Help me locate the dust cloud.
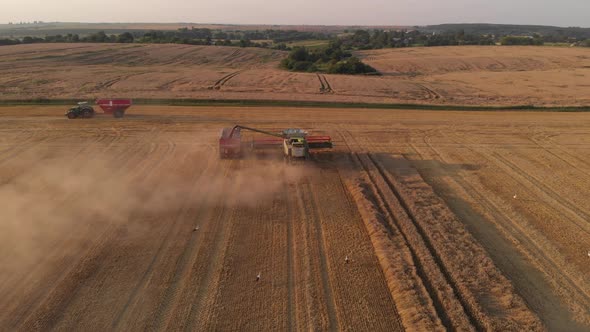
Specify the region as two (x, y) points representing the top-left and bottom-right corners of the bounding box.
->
(0, 141), (307, 282)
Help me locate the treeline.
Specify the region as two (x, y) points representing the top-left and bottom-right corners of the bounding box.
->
(0, 28), (328, 49)
(339, 29), (495, 49)
(281, 41), (377, 75)
(0, 31), (135, 45)
(499, 36), (544, 46)
(423, 24), (590, 42)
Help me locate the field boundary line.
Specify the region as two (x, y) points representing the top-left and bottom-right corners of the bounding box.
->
(2, 98), (589, 112)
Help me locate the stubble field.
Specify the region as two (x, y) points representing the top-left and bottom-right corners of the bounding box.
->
(1, 43), (589, 106)
(1, 106), (589, 331)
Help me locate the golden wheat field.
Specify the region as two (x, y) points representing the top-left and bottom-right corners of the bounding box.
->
(0, 105), (588, 331)
(1, 42), (590, 331)
(0, 43), (589, 106)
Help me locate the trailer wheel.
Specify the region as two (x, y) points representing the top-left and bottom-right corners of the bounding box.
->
(113, 110), (124, 118)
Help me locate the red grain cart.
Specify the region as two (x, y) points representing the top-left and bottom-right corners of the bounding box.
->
(96, 98), (133, 118)
(65, 99), (133, 119)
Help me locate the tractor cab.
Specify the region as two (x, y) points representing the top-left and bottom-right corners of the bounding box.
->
(65, 102), (95, 119)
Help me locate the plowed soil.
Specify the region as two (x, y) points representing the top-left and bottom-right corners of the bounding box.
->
(1, 44), (588, 106)
(1, 105), (589, 331)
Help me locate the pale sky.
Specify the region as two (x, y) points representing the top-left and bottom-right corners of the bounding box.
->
(1, 0), (589, 27)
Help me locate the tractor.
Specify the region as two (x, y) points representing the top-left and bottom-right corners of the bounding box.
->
(65, 99), (132, 119)
(65, 102), (95, 119)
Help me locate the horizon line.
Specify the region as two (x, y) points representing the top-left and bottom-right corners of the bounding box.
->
(1, 21), (589, 29)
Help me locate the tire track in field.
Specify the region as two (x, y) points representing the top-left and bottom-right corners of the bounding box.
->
(0, 128), (131, 299)
(284, 184), (297, 332)
(182, 197), (237, 331)
(308, 158), (406, 331)
(544, 134), (590, 169)
(489, 152), (590, 236)
(294, 182), (339, 331)
(528, 132), (590, 178)
(412, 133), (590, 304)
(407, 140), (590, 326)
(210, 70), (243, 90)
(14, 131), (159, 329)
(0, 134), (55, 166)
(290, 183), (316, 329)
(302, 181), (339, 331)
(414, 82), (442, 100)
(111, 152), (220, 330)
(338, 128), (476, 330)
(317, 74), (333, 93)
(149, 159), (236, 331)
(96, 72), (147, 89)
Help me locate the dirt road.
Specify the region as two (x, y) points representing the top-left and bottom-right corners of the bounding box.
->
(1, 106), (589, 330)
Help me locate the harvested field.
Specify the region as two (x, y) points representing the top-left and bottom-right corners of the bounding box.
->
(1, 105), (589, 331)
(0, 44), (588, 106)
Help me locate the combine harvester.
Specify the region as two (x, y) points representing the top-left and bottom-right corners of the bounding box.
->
(65, 99), (132, 119)
(219, 125), (332, 160)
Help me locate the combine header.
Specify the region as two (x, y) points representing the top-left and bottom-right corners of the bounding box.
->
(66, 99), (132, 119)
(219, 125), (332, 160)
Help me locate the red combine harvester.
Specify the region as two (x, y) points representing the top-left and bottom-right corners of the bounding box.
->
(65, 99), (132, 119)
(219, 125), (332, 160)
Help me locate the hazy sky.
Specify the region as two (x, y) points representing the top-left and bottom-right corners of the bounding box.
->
(2, 0), (589, 27)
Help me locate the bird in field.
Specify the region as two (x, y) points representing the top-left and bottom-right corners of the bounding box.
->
(513, 194), (517, 199)
(256, 272), (261, 282)
(345, 256), (350, 264)
(193, 226), (199, 232)
(587, 251), (590, 258)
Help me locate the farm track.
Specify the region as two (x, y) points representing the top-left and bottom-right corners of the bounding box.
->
(211, 70), (243, 90)
(414, 82), (442, 100)
(317, 74), (334, 93)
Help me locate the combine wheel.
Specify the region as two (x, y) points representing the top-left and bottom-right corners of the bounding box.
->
(67, 112), (77, 119)
(114, 110), (124, 118)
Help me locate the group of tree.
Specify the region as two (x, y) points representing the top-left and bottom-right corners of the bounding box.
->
(281, 41), (377, 75)
(337, 29), (495, 49)
(0, 28), (316, 50)
(0, 31), (135, 45)
(500, 35), (544, 46)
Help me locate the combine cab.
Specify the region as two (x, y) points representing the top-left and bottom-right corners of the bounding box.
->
(66, 99), (132, 119)
(219, 125), (332, 160)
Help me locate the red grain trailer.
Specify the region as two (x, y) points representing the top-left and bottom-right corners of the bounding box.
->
(95, 98), (133, 118)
